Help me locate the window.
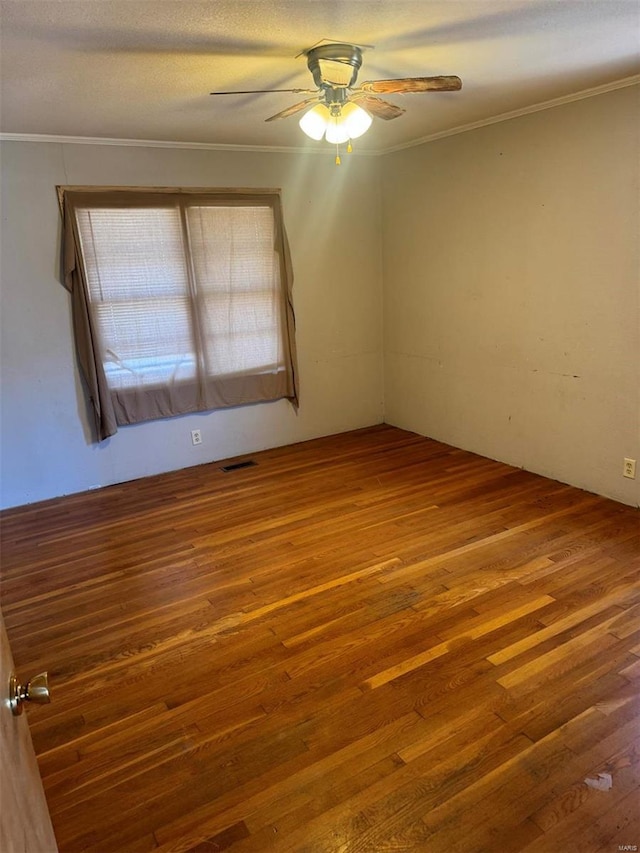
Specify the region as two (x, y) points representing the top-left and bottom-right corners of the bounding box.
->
(59, 188), (298, 440)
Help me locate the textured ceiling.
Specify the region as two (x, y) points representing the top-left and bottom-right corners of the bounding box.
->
(1, 0), (638, 153)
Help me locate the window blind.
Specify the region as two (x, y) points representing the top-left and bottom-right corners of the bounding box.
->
(60, 188), (298, 439)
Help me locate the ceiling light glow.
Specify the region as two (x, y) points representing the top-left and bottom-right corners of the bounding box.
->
(299, 101), (372, 145)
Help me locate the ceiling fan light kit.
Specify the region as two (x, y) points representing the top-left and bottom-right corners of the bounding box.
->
(210, 41), (462, 164)
(299, 101), (373, 143)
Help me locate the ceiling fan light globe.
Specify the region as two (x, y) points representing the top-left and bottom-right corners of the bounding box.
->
(325, 118), (350, 145)
(342, 102), (373, 139)
(299, 104), (330, 140)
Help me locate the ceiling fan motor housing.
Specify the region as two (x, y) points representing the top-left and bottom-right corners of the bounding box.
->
(305, 43), (363, 90)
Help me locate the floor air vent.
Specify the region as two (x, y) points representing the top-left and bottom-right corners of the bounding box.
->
(220, 460), (257, 473)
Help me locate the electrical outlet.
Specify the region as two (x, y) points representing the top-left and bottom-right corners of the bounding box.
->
(191, 429), (202, 446)
(623, 457), (636, 479)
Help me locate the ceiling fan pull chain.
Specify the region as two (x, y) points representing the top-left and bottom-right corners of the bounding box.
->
(335, 144), (341, 165)
(347, 140), (353, 154)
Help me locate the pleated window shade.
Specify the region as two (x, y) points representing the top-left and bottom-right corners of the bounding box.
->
(62, 189), (298, 438)
(77, 206), (197, 390)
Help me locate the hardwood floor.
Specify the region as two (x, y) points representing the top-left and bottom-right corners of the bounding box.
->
(1, 425), (638, 853)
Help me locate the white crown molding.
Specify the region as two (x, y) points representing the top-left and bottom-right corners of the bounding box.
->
(0, 134), (310, 153)
(0, 132), (380, 156)
(383, 74), (640, 154)
(1, 75), (637, 155)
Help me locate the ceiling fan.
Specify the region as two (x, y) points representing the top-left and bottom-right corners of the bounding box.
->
(210, 42), (462, 161)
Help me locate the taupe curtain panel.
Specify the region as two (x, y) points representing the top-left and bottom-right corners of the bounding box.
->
(59, 187), (298, 441)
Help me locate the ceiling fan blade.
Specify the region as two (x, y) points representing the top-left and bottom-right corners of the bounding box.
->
(210, 88), (317, 96)
(351, 95), (405, 120)
(265, 97), (321, 122)
(357, 76), (462, 94)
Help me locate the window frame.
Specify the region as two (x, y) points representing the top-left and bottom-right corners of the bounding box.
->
(59, 187), (298, 440)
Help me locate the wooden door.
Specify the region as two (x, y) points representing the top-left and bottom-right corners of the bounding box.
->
(0, 610), (58, 852)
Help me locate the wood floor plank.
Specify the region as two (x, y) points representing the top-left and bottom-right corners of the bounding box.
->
(1, 425), (637, 852)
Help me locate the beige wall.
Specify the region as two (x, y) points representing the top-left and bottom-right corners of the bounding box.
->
(382, 85), (639, 506)
(0, 143), (384, 508)
(2, 86), (638, 509)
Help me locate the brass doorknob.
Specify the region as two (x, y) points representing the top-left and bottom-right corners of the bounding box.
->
(9, 672), (51, 716)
